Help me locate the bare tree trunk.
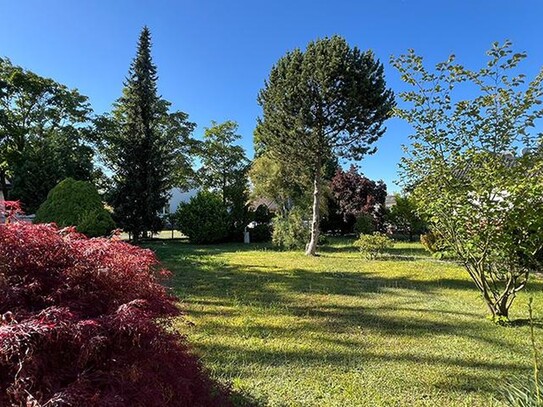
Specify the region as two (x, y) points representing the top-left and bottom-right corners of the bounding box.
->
(0, 170), (8, 201)
(305, 158), (322, 256)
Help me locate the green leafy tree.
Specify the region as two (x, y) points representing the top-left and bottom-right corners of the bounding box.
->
(197, 120), (250, 240)
(197, 121), (248, 201)
(392, 41), (543, 321)
(175, 191), (229, 244)
(0, 57), (94, 212)
(100, 27), (196, 241)
(34, 178), (115, 237)
(386, 194), (427, 240)
(257, 36), (394, 255)
(249, 152), (310, 217)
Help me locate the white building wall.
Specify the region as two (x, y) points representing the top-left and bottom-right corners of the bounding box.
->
(166, 188), (198, 213)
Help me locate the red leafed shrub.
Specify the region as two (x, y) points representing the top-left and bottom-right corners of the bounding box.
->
(0, 203), (231, 407)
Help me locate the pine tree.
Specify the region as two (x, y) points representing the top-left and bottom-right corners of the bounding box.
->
(257, 36), (394, 255)
(107, 27), (195, 241)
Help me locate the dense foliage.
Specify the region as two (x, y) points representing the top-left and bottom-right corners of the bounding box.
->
(419, 231), (447, 255)
(272, 208), (309, 250)
(392, 41), (543, 320)
(0, 57), (95, 212)
(197, 120), (250, 241)
(249, 153), (310, 218)
(353, 232), (394, 260)
(354, 212), (376, 235)
(0, 204), (230, 406)
(175, 191), (229, 244)
(34, 178), (115, 237)
(99, 27), (196, 241)
(257, 36), (394, 255)
(386, 194), (426, 240)
(330, 165), (387, 233)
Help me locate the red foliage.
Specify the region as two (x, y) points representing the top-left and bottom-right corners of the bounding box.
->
(330, 165), (387, 229)
(0, 219), (231, 406)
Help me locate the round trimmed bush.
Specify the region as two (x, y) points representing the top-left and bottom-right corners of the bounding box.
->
(34, 178), (115, 237)
(175, 191), (229, 244)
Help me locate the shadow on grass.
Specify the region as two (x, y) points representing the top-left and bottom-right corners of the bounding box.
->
(510, 318), (543, 328)
(147, 240), (543, 405)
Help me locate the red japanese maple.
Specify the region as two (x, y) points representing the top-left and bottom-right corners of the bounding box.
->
(0, 202), (231, 406)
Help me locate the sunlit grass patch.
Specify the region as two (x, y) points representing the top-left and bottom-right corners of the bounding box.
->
(146, 238), (543, 406)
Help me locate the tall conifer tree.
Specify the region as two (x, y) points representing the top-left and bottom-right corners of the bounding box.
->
(257, 36), (394, 255)
(108, 27), (195, 241)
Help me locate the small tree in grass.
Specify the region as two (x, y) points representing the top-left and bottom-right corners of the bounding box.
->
(392, 41), (543, 322)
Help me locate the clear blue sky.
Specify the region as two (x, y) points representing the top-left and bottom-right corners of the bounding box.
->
(1, 0), (542, 192)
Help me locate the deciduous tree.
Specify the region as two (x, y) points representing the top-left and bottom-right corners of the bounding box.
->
(330, 165), (387, 232)
(386, 193), (426, 240)
(197, 120), (250, 240)
(0, 57), (94, 212)
(392, 41), (543, 321)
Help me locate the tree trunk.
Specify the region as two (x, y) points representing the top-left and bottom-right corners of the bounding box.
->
(0, 170), (7, 201)
(305, 158), (322, 256)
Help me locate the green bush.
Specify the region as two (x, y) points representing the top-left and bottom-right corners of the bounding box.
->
(353, 232), (394, 259)
(250, 224), (272, 242)
(175, 191), (229, 244)
(272, 209), (309, 250)
(253, 204), (273, 224)
(354, 213), (375, 235)
(34, 178), (115, 237)
(420, 231), (446, 253)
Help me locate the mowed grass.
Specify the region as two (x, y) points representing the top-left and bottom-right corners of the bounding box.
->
(145, 238), (543, 406)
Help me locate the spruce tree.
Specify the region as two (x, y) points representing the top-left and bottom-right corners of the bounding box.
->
(107, 27), (195, 241)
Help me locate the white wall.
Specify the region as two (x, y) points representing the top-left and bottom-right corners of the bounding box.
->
(166, 188), (198, 213)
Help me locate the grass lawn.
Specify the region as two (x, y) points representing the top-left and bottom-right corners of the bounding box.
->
(145, 238), (543, 407)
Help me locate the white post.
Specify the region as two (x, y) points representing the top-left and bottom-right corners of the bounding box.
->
(244, 226), (250, 244)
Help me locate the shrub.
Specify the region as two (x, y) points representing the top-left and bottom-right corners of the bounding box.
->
(250, 223), (272, 242)
(253, 204), (273, 224)
(353, 232), (394, 259)
(34, 178), (115, 237)
(175, 191), (229, 244)
(272, 209), (309, 250)
(354, 212), (375, 235)
(0, 207), (231, 406)
(420, 231), (446, 254)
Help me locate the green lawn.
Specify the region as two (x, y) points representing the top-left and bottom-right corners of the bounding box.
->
(145, 238), (543, 407)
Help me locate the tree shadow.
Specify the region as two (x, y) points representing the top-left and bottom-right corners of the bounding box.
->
(386, 245), (432, 258)
(510, 318), (543, 328)
(149, 241), (543, 405)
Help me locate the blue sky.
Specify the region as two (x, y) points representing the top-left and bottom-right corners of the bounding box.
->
(1, 0), (542, 192)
